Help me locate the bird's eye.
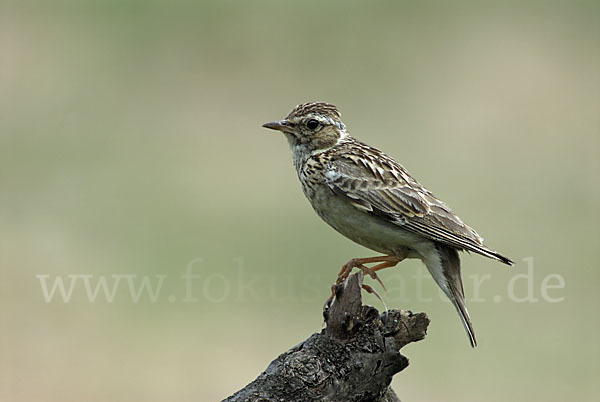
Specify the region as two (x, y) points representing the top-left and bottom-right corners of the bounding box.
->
(306, 119), (319, 130)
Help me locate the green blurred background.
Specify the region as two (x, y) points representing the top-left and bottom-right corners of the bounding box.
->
(1, 1), (598, 401)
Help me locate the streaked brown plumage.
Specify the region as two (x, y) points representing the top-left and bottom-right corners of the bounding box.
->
(263, 102), (512, 347)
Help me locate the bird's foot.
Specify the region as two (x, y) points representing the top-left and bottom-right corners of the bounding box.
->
(323, 284), (337, 314)
(324, 255), (403, 315)
(361, 283), (388, 312)
(336, 255), (402, 290)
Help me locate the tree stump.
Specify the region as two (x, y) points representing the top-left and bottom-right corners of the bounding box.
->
(224, 272), (430, 402)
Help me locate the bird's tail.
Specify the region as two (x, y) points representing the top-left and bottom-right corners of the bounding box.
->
(425, 244), (477, 347)
(473, 245), (514, 266)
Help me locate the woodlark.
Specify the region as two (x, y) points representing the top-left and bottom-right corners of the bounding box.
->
(263, 102), (512, 347)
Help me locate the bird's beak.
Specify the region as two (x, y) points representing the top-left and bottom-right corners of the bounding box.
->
(262, 120), (289, 132)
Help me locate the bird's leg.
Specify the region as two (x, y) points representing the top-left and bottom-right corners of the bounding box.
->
(325, 254), (407, 313)
(336, 255), (403, 289)
(370, 258), (402, 273)
(356, 263), (388, 291)
(369, 248), (410, 273)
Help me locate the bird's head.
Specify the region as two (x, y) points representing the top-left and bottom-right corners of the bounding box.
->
(263, 102), (347, 153)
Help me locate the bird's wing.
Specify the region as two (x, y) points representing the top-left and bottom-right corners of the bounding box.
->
(324, 152), (512, 264)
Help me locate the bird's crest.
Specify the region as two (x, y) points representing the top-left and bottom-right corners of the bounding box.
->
(286, 102), (342, 122)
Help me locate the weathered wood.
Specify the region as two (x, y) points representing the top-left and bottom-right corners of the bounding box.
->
(224, 272), (429, 402)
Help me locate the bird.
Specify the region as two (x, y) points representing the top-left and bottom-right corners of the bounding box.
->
(262, 102), (513, 347)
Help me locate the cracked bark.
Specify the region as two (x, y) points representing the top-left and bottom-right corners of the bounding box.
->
(223, 272), (430, 402)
